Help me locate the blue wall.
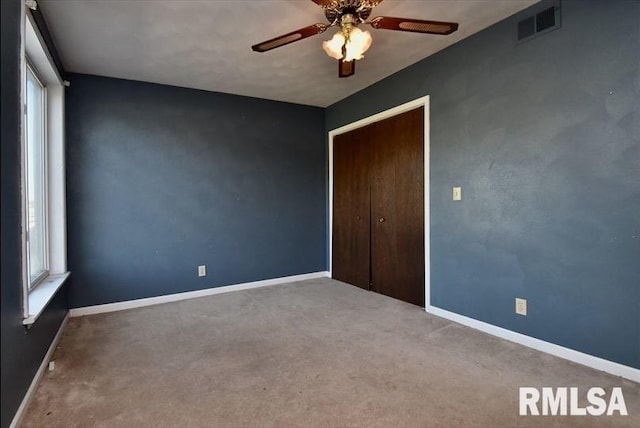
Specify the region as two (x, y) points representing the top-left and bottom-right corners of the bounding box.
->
(3, 5), (638, 426)
(65, 74), (327, 308)
(327, 0), (640, 368)
(1, 1), (69, 426)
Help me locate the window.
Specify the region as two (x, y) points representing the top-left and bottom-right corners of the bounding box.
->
(25, 63), (49, 288)
(21, 10), (68, 325)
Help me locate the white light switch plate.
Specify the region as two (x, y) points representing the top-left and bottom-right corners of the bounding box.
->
(453, 187), (462, 201)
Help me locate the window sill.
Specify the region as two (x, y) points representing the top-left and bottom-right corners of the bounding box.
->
(23, 272), (70, 326)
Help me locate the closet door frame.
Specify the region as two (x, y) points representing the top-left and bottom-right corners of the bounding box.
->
(328, 95), (431, 307)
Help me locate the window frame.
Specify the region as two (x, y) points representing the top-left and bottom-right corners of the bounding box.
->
(24, 59), (50, 290)
(21, 7), (69, 326)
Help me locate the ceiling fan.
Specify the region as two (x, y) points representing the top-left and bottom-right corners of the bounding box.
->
(251, 0), (459, 78)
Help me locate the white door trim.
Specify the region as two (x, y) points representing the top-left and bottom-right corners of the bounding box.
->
(328, 95), (430, 307)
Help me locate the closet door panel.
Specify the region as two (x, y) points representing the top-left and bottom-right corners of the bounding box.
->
(370, 107), (425, 306)
(370, 126), (398, 299)
(332, 127), (371, 290)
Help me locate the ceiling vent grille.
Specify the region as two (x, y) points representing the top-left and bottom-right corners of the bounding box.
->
(517, 1), (561, 42)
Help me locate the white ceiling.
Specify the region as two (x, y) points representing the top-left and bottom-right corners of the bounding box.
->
(40, 0), (537, 107)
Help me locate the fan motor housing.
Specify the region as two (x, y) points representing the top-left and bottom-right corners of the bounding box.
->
(324, 0), (375, 24)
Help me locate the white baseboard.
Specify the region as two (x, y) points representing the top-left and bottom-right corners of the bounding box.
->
(69, 271), (331, 317)
(426, 305), (640, 383)
(10, 312), (70, 428)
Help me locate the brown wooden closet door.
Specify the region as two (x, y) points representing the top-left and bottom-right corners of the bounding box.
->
(332, 126), (371, 290)
(370, 107), (425, 306)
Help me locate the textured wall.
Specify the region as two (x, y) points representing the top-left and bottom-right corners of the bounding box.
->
(327, 0), (640, 368)
(1, 1), (69, 426)
(66, 74), (326, 308)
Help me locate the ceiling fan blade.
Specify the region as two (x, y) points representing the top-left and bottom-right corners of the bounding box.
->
(311, 0), (384, 7)
(370, 16), (458, 35)
(310, 0), (334, 6)
(338, 59), (355, 78)
(252, 23), (328, 52)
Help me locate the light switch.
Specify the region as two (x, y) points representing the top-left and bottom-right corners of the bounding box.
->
(453, 187), (462, 201)
(198, 265), (207, 277)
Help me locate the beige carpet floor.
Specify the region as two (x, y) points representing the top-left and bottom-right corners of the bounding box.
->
(23, 278), (639, 427)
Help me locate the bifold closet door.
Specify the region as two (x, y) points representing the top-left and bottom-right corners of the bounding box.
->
(332, 126), (371, 290)
(370, 107), (425, 306)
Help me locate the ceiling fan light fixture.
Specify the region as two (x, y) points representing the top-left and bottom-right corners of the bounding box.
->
(343, 27), (372, 61)
(323, 26), (372, 62)
(322, 31), (346, 59)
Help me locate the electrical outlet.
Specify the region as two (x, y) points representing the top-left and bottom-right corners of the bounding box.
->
(453, 187), (462, 201)
(515, 298), (527, 316)
(198, 265), (207, 277)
